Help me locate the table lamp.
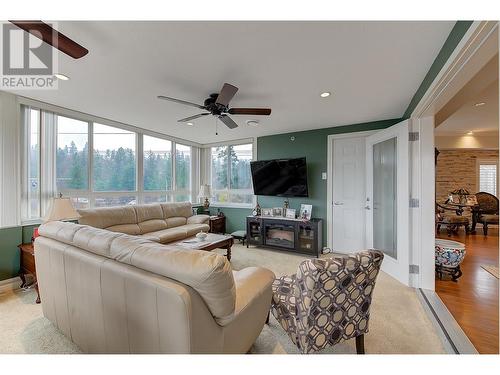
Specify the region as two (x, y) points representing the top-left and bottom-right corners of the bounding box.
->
(198, 184), (213, 210)
(43, 193), (81, 222)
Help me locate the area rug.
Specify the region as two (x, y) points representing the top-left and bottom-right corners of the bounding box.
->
(481, 265), (499, 279)
(0, 244), (446, 354)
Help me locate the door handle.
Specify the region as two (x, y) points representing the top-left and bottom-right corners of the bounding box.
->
(364, 206), (371, 210)
(333, 202), (344, 205)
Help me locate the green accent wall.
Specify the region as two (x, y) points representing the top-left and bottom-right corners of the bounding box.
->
(209, 207), (253, 234)
(0, 224), (39, 281)
(0, 227), (22, 281)
(403, 21), (473, 118)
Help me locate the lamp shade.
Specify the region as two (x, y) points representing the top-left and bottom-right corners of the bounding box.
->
(44, 197), (81, 222)
(198, 184), (212, 198)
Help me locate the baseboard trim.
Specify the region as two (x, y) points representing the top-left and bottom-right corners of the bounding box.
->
(417, 288), (478, 354)
(0, 276), (21, 293)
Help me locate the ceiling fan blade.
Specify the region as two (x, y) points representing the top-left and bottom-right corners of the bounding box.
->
(157, 95), (206, 110)
(228, 108), (272, 116)
(10, 20), (88, 59)
(218, 115), (239, 129)
(215, 83), (238, 107)
(178, 113), (210, 122)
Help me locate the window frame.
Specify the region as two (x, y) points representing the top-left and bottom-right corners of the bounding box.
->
(21, 107), (42, 222)
(208, 140), (256, 209)
(20, 101), (201, 224)
(477, 159), (499, 197)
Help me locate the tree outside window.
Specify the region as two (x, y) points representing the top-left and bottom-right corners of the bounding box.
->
(211, 143), (253, 205)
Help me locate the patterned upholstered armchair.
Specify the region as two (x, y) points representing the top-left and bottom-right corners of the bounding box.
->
(271, 250), (384, 354)
(472, 192), (499, 235)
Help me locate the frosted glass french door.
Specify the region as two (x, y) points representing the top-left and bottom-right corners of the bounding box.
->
(365, 120), (409, 285)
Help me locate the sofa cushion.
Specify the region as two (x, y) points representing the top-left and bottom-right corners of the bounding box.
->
(140, 227), (188, 243)
(184, 223), (210, 237)
(161, 202), (193, 219)
(78, 206), (137, 228)
(138, 219), (168, 234)
(135, 204), (164, 222)
(107, 223), (142, 235)
(187, 215), (210, 225)
(166, 217), (187, 228)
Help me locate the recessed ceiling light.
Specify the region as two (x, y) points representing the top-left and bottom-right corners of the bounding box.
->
(54, 73), (70, 81)
(186, 122), (194, 126)
(474, 102), (486, 107)
(246, 120), (259, 127)
(467, 131), (474, 135)
(320, 92), (331, 98)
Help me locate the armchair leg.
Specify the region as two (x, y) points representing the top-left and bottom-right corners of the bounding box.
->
(355, 334), (365, 354)
(483, 222), (489, 236)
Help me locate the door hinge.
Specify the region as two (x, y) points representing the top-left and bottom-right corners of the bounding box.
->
(409, 198), (420, 208)
(409, 264), (420, 274)
(409, 132), (419, 141)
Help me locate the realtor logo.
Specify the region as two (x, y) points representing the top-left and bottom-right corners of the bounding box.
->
(1, 22), (57, 89)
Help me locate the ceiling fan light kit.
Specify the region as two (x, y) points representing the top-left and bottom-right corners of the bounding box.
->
(158, 83), (271, 130)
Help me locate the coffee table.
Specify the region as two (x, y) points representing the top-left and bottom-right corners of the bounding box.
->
(172, 233), (234, 261)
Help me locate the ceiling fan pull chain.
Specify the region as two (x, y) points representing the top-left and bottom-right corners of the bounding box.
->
(215, 117), (218, 136)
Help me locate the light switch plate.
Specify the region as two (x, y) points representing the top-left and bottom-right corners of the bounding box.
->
(322, 172), (327, 180)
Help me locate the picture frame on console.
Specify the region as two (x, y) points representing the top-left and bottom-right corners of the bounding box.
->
(300, 204), (312, 220)
(272, 207), (283, 217)
(261, 208), (273, 217)
(285, 208), (296, 219)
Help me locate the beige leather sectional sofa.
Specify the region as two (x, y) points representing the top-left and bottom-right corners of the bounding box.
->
(34, 202), (276, 353)
(77, 202), (210, 244)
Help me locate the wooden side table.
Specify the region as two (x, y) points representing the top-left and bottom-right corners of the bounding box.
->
(209, 216), (226, 234)
(18, 243), (41, 304)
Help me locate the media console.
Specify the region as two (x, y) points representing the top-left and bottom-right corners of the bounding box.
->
(246, 216), (323, 257)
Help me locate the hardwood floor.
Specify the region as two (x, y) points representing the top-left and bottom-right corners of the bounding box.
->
(436, 227), (499, 354)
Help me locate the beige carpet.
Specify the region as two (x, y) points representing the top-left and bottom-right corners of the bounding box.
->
(481, 265), (499, 279)
(0, 244), (445, 354)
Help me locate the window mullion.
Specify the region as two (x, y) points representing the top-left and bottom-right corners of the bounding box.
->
(137, 133), (144, 203)
(227, 146), (231, 191)
(89, 121), (94, 207)
(172, 141), (176, 202)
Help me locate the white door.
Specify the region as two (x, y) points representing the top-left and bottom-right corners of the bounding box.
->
(365, 120), (409, 285)
(332, 137), (366, 252)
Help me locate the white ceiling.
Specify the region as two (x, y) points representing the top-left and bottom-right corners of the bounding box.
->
(435, 80), (499, 135)
(6, 21), (455, 143)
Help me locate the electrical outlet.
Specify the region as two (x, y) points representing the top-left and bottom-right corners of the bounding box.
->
(322, 172), (327, 180)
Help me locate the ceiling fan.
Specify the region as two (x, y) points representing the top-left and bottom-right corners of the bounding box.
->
(157, 83), (271, 129)
(9, 20), (88, 59)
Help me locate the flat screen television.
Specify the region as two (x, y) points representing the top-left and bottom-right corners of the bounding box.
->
(250, 157), (309, 197)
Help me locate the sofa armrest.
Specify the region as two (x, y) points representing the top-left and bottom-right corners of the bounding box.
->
(216, 267), (275, 326)
(187, 214), (210, 225)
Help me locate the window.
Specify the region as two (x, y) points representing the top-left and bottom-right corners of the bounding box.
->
(211, 143), (253, 206)
(93, 123), (136, 192)
(479, 162), (498, 196)
(174, 143), (191, 201)
(26, 109), (40, 219)
(56, 115), (89, 191)
(21, 104), (199, 222)
(143, 135), (172, 191)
